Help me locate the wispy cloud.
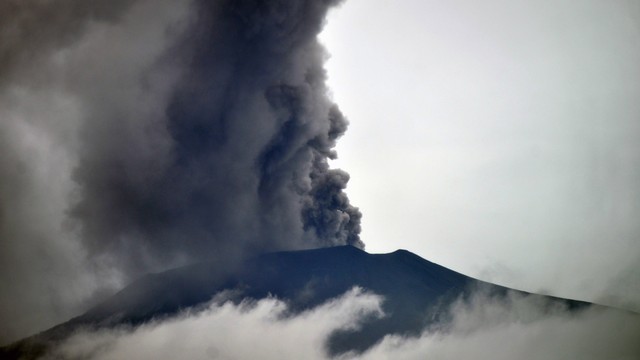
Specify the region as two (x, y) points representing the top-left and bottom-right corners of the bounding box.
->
(40, 288), (640, 359)
(42, 288), (382, 360)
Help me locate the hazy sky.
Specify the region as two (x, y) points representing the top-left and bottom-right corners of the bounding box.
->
(320, 0), (640, 310)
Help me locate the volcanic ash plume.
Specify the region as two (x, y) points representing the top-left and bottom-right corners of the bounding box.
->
(0, 0), (360, 342)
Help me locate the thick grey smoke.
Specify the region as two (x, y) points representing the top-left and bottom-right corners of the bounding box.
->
(0, 0), (134, 83)
(0, 0), (361, 343)
(71, 0), (363, 272)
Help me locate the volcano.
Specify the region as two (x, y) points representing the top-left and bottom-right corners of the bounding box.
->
(1, 246), (597, 358)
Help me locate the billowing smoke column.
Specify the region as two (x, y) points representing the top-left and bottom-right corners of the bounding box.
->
(0, 0), (360, 342)
(72, 0), (362, 272)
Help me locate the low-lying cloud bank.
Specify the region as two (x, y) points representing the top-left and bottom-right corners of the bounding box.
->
(364, 291), (640, 360)
(40, 288), (640, 360)
(42, 288), (382, 360)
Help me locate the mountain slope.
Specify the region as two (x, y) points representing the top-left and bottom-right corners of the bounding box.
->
(1, 246), (594, 358)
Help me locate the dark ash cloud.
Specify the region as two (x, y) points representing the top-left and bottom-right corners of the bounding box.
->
(0, 0), (361, 343)
(71, 0), (363, 272)
(0, 0), (134, 83)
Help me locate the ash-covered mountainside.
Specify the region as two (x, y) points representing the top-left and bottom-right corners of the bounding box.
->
(2, 246), (594, 358)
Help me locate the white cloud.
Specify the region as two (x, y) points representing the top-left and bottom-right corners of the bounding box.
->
(361, 291), (640, 360)
(41, 288), (640, 360)
(43, 288), (383, 360)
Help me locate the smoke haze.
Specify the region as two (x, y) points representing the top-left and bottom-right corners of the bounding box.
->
(0, 0), (361, 343)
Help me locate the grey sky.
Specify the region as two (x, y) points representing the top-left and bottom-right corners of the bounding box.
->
(321, 0), (640, 309)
